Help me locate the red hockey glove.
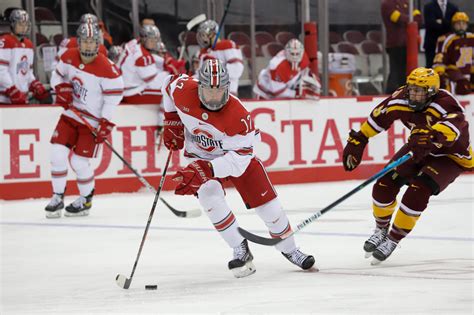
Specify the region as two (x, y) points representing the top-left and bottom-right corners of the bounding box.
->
(163, 112), (184, 150)
(164, 57), (187, 74)
(172, 160), (214, 196)
(30, 80), (49, 100)
(342, 129), (369, 171)
(407, 126), (447, 163)
(5, 85), (27, 104)
(95, 118), (115, 144)
(55, 83), (73, 109)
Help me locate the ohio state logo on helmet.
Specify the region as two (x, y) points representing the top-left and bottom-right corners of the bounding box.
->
(191, 128), (223, 152)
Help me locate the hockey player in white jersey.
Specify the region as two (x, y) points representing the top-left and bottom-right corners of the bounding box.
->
(162, 59), (315, 278)
(253, 39), (320, 100)
(119, 24), (169, 105)
(196, 20), (243, 95)
(45, 23), (124, 218)
(0, 9), (49, 104)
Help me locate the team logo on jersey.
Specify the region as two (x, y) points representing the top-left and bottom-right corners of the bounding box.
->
(71, 76), (88, 100)
(191, 128), (223, 152)
(16, 55), (29, 75)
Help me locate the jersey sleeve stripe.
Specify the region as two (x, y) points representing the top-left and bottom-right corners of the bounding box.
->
(226, 58), (243, 64)
(0, 59), (9, 66)
(143, 74), (157, 83)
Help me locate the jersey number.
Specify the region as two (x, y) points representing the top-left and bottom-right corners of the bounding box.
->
(240, 114), (253, 133)
(456, 47), (473, 68)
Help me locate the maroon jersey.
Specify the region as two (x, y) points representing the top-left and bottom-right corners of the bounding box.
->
(360, 87), (472, 170)
(437, 32), (474, 86)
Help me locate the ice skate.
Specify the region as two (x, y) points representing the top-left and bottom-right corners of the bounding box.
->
(64, 190), (94, 217)
(228, 239), (256, 278)
(44, 193), (64, 218)
(371, 237), (398, 265)
(282, 248), (317, 271)
(364, 227), (388, 258)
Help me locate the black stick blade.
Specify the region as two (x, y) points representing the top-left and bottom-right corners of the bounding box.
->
(159, 198), (201, 218)
(238, 227), (282, 246)
(116, 274), (131, 289)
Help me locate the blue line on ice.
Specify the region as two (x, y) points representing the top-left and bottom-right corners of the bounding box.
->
(1, 221), (472, 242)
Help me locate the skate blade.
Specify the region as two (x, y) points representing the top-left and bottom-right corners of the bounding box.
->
(45, 210), (61, 219)
(231, 261), (256, 278)
(364, 251), (373, 259)
(64, 210), (90, 217)
(371, 257), (383, 265)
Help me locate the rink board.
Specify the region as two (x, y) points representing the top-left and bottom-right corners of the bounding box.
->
(1, 95), (473, 200)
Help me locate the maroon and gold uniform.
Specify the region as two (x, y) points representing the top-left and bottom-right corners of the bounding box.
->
(342, 67), (472, 264)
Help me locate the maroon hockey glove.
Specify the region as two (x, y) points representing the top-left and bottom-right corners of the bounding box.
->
(454, 79), (471, 95)
(55, 83), (73, 109)
(407, 127), (447, 163)
(342, 129), (369, 171)
(172, 160), (214, 196)
(5, 85), (27, 104)
(95, 118), (115, 143)
(30, 80), (49, 100)
(163, 111), (184, 150)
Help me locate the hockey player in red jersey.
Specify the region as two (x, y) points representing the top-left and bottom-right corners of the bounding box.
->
(162, 59), (315, 278)
(45, 23), (124, 218)
(253, 39), (320, 99)
(0, 9), (49, 104)
(196, 20), (243, 95)
(342, 67), (472, 264)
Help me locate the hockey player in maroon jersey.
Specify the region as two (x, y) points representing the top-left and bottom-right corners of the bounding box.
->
(162, 59), (315, 277)
(342, 67), (472, 264)
(432, 12), (474, 94)
(0, 9), (49, 104)
(195, 20), (243, 95)
(45, 23), (123, 218)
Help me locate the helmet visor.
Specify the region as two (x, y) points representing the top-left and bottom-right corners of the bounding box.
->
(79, 37), (99, 58)
(199, 85), (228, 111)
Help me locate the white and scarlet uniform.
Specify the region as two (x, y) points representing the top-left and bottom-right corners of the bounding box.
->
(119, 38), (169, 105)
(162, 74), (297, 254)
(198, 39), (244, 94)
(253, 50), (311, 99)
(57, 37), (108, 59)
(0, 33), (35, 103)
(49, 48), (123, 196)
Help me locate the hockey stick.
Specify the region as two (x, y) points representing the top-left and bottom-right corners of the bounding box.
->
(178, 13), (207, 60)
(69, 107), (201, 218)
(238, 152), (413, 246)
(116, 148), (173, 289)
(211, 0), (232, 49)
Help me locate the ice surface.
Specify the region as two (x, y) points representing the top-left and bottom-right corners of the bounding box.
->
(1, 176), (473, 314)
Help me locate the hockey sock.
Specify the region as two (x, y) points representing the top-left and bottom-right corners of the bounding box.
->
(390, 179), (431, 242)
(50, 144), (69, 194)
(255, 198), (296, 254)
(372, 199), (397, 229)
(70, 153), (95, 196)
(198, 180), (243, 248)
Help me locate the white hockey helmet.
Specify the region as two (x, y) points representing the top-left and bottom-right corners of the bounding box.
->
(80, 13), (98, 25)
(285, 39), (304, 70)
(139, 24), (161, 51)
(198, 59), (230, 111)
(77, 23), (101, 58)
(108, 45), (123, 63)
(9, 9), (30, 39)
(197, 20), (219, 48)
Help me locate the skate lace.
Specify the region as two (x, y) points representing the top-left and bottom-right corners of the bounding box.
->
(71, 196), (87, 208)
(48, 194), (63, 207)
(287, 248), (307, 267)
(233, 240), (249, 260)
(368, 228), (387, 244)
(377, 238), (398, 255)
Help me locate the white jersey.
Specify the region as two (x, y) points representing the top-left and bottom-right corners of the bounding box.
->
(50, 48), (124, 127)
(119, 39), (159, 97)
(0, 33), (35, 103)
(162, 74), (258, 178)
(197, 39), (244, 94)
(253, 50), (311, 99)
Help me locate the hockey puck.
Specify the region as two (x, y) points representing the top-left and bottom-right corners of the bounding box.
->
(145, 285), (158, 290)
